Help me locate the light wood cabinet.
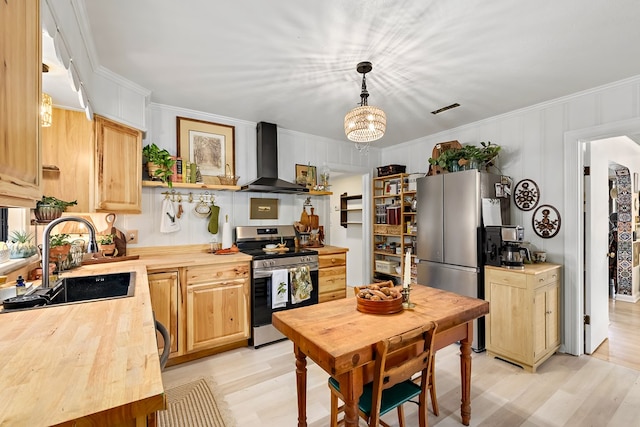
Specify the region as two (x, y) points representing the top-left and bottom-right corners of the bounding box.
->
(318, 248), (347, 303)
(0, 0), (42, 208)
(148, 270), (180, 358)
(94, 115), (142, 213)
(41, 108), (93, 211)
(485, 264), (561, 372)
(185, 263), (250, 353)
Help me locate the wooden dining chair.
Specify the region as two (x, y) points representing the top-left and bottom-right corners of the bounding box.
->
(328, 322), (438, 427)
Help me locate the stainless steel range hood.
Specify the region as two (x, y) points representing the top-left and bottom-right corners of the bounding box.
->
(240, 122), (309, 193)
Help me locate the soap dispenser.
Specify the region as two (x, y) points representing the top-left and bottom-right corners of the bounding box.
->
(15, 275), (26, 296)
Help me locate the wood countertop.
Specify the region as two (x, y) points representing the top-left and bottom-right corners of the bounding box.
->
(0, 250), (252, 426)
(485, 262), (561, 275)
(313, 245), (348, 255)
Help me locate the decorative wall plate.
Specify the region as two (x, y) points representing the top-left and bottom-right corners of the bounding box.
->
(532, 204), (561, 238)
(513, 179), (540, 211)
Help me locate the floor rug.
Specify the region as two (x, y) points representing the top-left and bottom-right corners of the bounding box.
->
(157, 377), (236, 427)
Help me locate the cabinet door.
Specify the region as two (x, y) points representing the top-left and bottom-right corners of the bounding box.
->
(148, 271), (180, 356)
(94, 115), (142, 213)
(186, 279), (249, 352)
(545, 282), (560, 351)
(41, 108), (93, 211)
(319, 265), (346, 303)
(487, 275), (530, 362)
(533, 280), (561, 360)
(0, 0), (42, 207)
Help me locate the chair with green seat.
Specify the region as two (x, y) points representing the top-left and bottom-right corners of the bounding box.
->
(328, 322), (438, 427)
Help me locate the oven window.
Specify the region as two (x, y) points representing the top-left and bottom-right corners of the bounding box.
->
(252, 270), (319, 327)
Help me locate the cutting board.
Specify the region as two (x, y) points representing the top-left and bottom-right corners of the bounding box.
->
(426, 140), (462, 176)
(101, 213), (127, 257)
(309, 207), (319, 230)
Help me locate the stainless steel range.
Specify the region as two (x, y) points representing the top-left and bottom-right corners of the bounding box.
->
(236, 225), (319, 348)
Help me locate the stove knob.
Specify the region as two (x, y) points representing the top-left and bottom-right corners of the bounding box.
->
(270, 260), (276, 267)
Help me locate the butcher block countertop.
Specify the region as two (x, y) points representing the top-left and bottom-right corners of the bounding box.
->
(0, 250), (252, 426)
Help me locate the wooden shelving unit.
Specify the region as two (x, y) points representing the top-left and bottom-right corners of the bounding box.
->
(372, 173), (416, 284)
(340, 193), (362, 228)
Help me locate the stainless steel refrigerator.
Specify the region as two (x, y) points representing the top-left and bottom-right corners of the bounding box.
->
(416, 170), (509, 351)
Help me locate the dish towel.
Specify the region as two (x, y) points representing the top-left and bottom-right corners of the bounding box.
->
(290, 265), (313, 304)
(271, 269), (288, 309)
(160, 199), (181, 234)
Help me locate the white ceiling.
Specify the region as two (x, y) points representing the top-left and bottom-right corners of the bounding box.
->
(44, 0), (640, 148)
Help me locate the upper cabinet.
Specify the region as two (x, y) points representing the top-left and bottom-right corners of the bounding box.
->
(41, 108), (93, 212)
(94, 115), (142, 213)
(0, 0), (42, 208)
(42, 110), (142, 214)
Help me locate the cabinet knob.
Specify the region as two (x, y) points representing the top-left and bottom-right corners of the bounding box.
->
(331, 258), (336, 264)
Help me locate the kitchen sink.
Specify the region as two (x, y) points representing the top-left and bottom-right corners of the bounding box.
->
(1, 272), (135, 312)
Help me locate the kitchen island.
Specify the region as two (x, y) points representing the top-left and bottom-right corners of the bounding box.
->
(0, 251), (251, 426)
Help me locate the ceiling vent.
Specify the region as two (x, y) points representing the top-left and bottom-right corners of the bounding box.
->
(431, 103), (460, 115)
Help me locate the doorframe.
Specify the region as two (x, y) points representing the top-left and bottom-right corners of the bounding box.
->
(564, 116), (640, 356)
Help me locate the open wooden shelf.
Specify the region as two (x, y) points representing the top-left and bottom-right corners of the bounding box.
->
(142, 180), (240, 191)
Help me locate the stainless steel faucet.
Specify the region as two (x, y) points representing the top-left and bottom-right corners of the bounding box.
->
(41, 216), (99, 289)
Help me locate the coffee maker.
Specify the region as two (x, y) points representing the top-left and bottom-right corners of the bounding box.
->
(484, 225), (529, 269)
(500, 225), (529, 269)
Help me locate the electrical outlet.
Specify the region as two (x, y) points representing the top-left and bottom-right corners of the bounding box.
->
(127, 230), (139, 244)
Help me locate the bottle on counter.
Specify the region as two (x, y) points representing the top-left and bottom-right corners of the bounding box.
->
(15, 275), (26, 296)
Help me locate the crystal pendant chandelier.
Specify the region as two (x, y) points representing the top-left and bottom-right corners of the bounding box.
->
(344, 61), (386, 152)
(41, 93), (52, 127)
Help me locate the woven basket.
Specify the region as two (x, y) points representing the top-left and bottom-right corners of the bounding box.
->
(217, 175), (240, 185)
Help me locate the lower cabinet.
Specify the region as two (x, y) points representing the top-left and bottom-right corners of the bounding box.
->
(185, 263), (250, 353)
(147, 270), (180, 358)
(485, 264), (561, 372)
(318, 248), (348, 303)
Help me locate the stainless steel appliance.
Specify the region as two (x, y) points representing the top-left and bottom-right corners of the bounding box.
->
(236, 225), (319, 348)
(500, 225), (529, 269)
(415, 170), (510, 351)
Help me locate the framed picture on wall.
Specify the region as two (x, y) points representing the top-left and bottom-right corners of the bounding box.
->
(295, 164), (316, 188)
(177, 116), (235, 184)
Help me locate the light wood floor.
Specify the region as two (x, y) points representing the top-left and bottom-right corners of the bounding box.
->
(591, 298), (640, 371)
(162, 299), (640, 426)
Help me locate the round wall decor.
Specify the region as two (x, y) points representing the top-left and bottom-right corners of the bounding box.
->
(532, 204), (561, 238)
(513, 179), (540, 211)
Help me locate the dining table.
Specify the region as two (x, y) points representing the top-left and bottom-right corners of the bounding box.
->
(272, 284), (490, 427)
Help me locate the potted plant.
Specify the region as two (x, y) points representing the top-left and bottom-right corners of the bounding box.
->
(142, 143), (175, 187)
(428, 147), (465, 172)
(48, 233), (72, 262)
(7, 230), (38, 259)
(476, 141), (501, 170)
(34, 196), (78, 221)
(97, 234), (116, 256)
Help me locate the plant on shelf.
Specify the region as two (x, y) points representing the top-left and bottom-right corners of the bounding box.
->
(7, 230), (38, 259)
(34, 196), (78, 221)
(142, 143), (175, 187)
(476, 141), (501, 169)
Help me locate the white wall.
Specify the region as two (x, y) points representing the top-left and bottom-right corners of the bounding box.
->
(381, 75), (640, 355)
(118, 103), (380, 248)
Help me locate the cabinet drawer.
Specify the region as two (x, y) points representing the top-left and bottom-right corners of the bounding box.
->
(320, 267), (347, 291)
(486, 269), (526, 289)
(527, 267), (561, 289)
(186, 263), (249, 284)
(319, 253), (346, 268)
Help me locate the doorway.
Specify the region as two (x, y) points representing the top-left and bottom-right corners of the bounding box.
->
(576, 120), (640, 355)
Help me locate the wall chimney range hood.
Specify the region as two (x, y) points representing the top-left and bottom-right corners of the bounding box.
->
(240, 122), (309, 194)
